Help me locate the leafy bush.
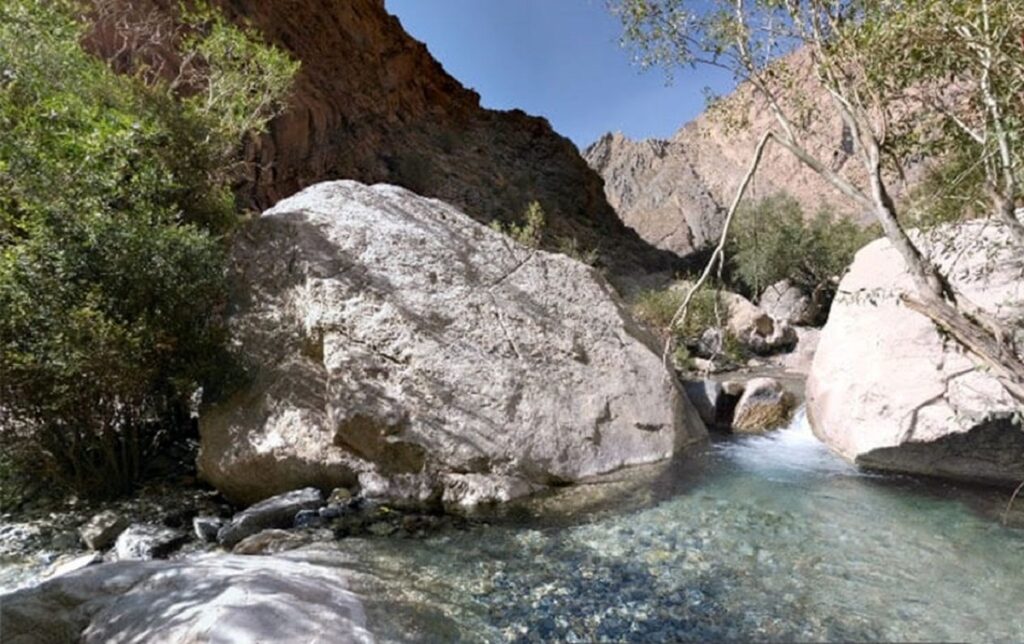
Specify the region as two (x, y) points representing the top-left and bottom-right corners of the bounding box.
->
(491, 201), (546, 248)
(903, 148), (988, 229)
(726, 194), (879, 304)
(491, 201), (599, 264)
(632, 282), (742, 368)
(0, 0), (297, 497)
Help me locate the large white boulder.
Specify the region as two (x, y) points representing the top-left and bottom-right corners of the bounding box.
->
(199, 181), (706, 505)
(807, 221), (1024, 485)
(0, 555), (373, 643)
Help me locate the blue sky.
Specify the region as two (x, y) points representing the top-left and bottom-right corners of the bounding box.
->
(385, 0), (736, 148)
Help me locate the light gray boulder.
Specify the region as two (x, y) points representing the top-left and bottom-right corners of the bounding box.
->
(199, 181), (706, 506)
(732, 377), (796, 433)
(761, 279), (817, 325)
(0, 555), (373, 643)
(79, 511), (127, 551)
(721, 290), (797, 355)
(112, 524), (187, 561)
(807, 221), (1024, 485)
(217, 487), (324, 547)
(684, 378), (741, 430)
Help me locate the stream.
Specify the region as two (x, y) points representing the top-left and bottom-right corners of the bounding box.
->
(340, 410), (1024, 642)
(2, 410), (1023, 642)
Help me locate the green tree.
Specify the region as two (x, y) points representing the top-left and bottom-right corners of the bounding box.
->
(0, 0), (297, 497)
(614, 0), (1024, 403)
(727, 194), (878, 305)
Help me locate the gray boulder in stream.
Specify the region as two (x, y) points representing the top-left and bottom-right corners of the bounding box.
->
(199, 181), (706, 506)
(0, 555), (373, 643)
(807, 221), (1024, 485)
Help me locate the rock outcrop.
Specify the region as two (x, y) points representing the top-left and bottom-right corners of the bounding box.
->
(807, 221), (1024, 485)
(731, 377), (797, 433)
(199, 181), (707, 505)
(0, 555), (373, 643)
(584, 51), (925, 259)
(86, 0), (678, 277)
(582, 134), (723, 257)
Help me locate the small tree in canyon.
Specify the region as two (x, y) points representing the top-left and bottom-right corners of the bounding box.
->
(613, 0), (1024, 406)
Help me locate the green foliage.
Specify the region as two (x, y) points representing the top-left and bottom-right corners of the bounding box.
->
(845, 1), (1024, 197)
(555, 235), (600, 266)
(632, 282), (744, 367)
(491, 201), (547, 248)
(491, 202), (599, 264)
(0, 0), (296, 497)
(726, 194), (879, 303)
(904, 148), (989, 228)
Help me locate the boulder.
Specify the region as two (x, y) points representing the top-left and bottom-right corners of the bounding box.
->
(682, 380), (740, 430)
(232, 529), (311, 555)
(807, 221), (1024, 485)
(761, 280), (818, 325)
(770, 327), (821, 375)
(217, 488), (324, 547)
(79, 511), (127, 551)
(41, 553), (103, 581)
(722, 291), (797, 355)
(199, 181), (706, 506)
(112, 524), (187, 561)
(0, 555), (372, 643)
(732, 378), (796, 433)
(192, 516), (225, 543)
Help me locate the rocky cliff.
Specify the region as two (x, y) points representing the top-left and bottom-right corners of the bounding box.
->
(223, 0), (684, 276)
(85, 0), (678, 276)
(584, 52), (923, 259)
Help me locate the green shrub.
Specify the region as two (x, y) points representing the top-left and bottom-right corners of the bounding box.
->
(491, 201), (546, 248)
(726, 194), (879, 304)
(632, 282), (743, 367)
(555, 235), (600, 266)
(0, 0), (297, 498)
(903, 148), (988, 228)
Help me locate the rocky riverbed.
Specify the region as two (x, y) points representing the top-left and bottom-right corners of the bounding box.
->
(4, 410), (1023, 642)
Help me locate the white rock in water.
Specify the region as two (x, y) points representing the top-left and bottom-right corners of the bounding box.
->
(199, 181), (706, 505)
(112, 524), (187, 561)
(0, 555), (373, 643)
(808, 221), (1024, 485)
(79, 511), (127, 551)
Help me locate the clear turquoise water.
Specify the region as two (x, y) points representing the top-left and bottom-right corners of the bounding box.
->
(342, 411), (1024, 642)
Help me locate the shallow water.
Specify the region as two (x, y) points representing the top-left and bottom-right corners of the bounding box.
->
(342, 410), (1024, 642)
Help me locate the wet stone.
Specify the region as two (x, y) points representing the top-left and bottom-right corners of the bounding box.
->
(192, 516), (225, 543)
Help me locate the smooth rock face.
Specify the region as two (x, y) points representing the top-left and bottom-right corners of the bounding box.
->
(200, 181), (706, 505)
(41, 553), (103, 581)
(761, 280), (817, 326)
(807, 222), (1024, 485)
(732, 378), (796, 433)
(0, 555), (373, 643)
(217, 488), (325, 547)
(79, 511), (127, 551)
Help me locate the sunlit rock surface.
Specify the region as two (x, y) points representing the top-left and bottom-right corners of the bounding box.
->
(808, 221), (1024, 484)
(199, 181), (706, 505)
